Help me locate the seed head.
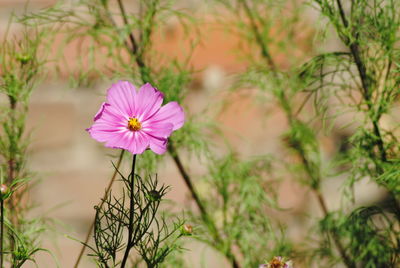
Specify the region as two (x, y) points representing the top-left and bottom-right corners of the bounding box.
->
(180, 224), (193, 236)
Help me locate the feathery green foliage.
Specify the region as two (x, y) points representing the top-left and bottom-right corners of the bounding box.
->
(0, 14), (55, 267)
(4, 0), (400, 267)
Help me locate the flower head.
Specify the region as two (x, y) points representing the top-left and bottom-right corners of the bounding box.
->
(180, 224), (193, 236)
(87, 81), (184, 155)
(259, 256), (293, 268)
(0, 184), (10, 200)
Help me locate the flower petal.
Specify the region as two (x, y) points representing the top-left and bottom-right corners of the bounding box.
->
(125, 131), (150, 154)
(104, 129), (131, 148)
(142, 122), (174, 138)
(87, 125), (126, 144)
(135, 83), (164, 121)
(94, 102), (110, 121)
(106, 81), (137, 117)
(91, 104), (127, 127)
(149, 136), (168, 155)
(87, 105), (128, 143)
(147, 102), (184, 131)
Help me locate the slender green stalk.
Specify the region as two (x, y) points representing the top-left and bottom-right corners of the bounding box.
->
(335, 0), (387, 164)
(238, 0), (276, 71)
(120, 154), (137, 268)
(314, 191), (354, 268)
(111, 1), (240, 266)
(332, 0), (399, 213)
(73, 150), (125, 268)
(1, 199), (3, 268)
(168, 142), (240, 268)
(238, 0), (354, 266)
(7, 92), (18, 266)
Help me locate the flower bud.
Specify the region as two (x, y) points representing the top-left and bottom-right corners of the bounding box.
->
(16, 53), (31, 64)
(261, 256), (293, 268)
(146, 190), (161, 202)
(180, 224), (193, 236)
(14, 247), (28, 260)
(0, 184), (10, 200)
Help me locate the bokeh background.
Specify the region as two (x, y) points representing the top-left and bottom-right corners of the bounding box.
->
(0, 0), (389, 267)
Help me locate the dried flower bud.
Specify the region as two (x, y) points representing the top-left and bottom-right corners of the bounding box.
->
(0, 184), (8, 194)
(146, 190), (161, 202)
(0, 184), (9, 200)
(180, 224), (193, 236)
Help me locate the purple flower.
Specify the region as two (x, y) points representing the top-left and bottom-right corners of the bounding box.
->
(87, 81), (184, 154)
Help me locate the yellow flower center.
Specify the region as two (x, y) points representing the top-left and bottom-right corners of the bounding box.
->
(127, 117), (142, 131)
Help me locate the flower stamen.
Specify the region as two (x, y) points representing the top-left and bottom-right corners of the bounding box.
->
(127, 117), (142, 131)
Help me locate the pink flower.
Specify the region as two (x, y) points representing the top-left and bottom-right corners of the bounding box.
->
(259, 256), (293, 268)
(87, 81), (184, 154)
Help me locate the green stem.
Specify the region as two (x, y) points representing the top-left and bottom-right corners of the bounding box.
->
(240, 0), (354, 266)
(239, 0), (276, 71)
(167, 143), (240, 268)
(335, 0), (387, 163)
(111, 1), (240, 266)
(1, 199), (3, 268)
(7, 95), (18, 265)
(73, 150), (125, 268)
(334, 0), (400, 213)
(315, 190), (355, 268)
(120, 154), (137, 268)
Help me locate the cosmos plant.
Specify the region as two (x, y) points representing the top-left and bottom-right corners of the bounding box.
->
(4, 0), (399, 267)
(80, 81), (186, 267)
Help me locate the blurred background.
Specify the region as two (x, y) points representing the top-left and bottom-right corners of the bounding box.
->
(0, 0), (390, 267)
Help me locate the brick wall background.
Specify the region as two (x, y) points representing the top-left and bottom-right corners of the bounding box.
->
(0, 0), (387, 267)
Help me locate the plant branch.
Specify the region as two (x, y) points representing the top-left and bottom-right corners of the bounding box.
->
(315, 189), (355, 268)
(116, 0), (147, 74)
(112, 1), (240, 267)
(241, 1), (354, 266)
(167, 143), (225, 237)
(6, 94), (18, 263)
(120, 154), (137, 268)
(167, 144), (239, 268)
(1, 199), (3, 268)
(73, 150), (125, 268)
(334, 1), (400, 214)
(117, 0), (139, 56)
(335, 0), (387, 163)
(239, 0), (276, 71)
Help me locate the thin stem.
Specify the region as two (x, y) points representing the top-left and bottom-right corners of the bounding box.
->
(334, 1), (400, 214)
(240, 1), (354, 266)
(7, 96), (17, 186)
(335, 0), (387, 162)
(117, 0), (139, 56)
(73, 150), (125, 268)
(168, 143), (240, 268)
(315, 191), (355, 268)
(120, 154), (137, 268)
(239, 0), (276, 71)
(7, 95), (18, 261)
(1, 199), (3, 268)
(111, 1), (240, 266)
(291, 118), (354, 267)
(116, 0), (147, 73)
(167, 143), (206, 219)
